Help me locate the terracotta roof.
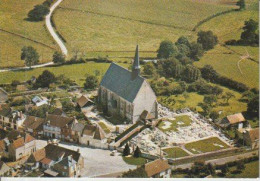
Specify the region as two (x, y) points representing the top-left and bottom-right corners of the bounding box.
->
(46, 114), (74, 128)
(247, 128), (259, 142)
(226, 113), (245, 124)
(30, 148), (46, 162)
(44, 169), (59, 176)
(52, 108), (64, 116)
(93, 126), (106, 140)
(77, 95), (90, 108)
(82, 125), (96, 136)
(0, 140), (5, 152)
(12, 137), (24, 149)
(44, 144), (81, 162)
(24, 116), (45, 130)
(144, 159), (170, 177)
(41, 157), (53, 165)
(24, 134), (35, 143)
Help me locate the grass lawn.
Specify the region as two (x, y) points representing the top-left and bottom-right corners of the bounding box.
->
(98, 121), (110, 134)
(0, 62), (127, 86)
(226, 161), (259, 178)
(0, 0), (58, 68)
(163, 147), (190, 158)
(122, 156), (147, 166)
(52, 0), (234, 58)
(158, 115), (192, 132)
(158, 83), (247, 119)
(185, 137), (230, 154)
(248, 120), (259, 128)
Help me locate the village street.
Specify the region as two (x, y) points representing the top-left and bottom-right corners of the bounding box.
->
(36, 140), (136, 177)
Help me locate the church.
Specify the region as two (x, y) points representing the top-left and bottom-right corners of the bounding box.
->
(98, 45), (158, 124)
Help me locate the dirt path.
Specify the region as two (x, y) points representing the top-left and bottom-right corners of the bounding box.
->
(46, 0), (68, 56)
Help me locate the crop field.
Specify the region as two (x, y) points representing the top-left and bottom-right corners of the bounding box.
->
(52, 0), (235, 57)
(184, 137), (230, 154)
(163, 147), (190, 158)
(0, 0), (58, 68)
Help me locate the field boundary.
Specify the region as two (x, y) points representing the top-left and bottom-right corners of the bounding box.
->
(57, 6), (192, 31)
(192, 9), (237, 31)
(0, 28), (56, 50)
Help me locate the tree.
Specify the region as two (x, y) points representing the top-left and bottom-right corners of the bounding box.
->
(157, 40), (179, 59)
(207, 163), (215, 175)
(190, 42), (204, 61)
(84, 74), (98, 90)
(123, 143), (130, 156)
(221, 164), (229, 176)
(176, 36), (191, 47)
(21, 46), (39, 67)
(143, 62), (156, 76)
(222, 92), (235, 104)
(240, 19), (258, 45)
(61, 99), (75, 113)
(197, 31), (218, 50)
(182, 65), (201, 83)
(158, 58), (184, 78)
(201, 65), (218, 82)
(209, 111), (219, 120)
(236, 0), (245, 10)
(28, 5), (50, 21)
(247, 95), (259, 115)
(237, 161), (245, 170)
(199, 102), (212, 116)
(204, 95), (217, 107)
(53, 51), (65, 64)
(35, 70), (56, 88)
(133, 146), (142, 158)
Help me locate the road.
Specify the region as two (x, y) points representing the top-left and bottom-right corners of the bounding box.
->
(46, 0), (68, 56)
(174, 150), (259, 170)
(36, 140), (136, 178)
(0, 0), (66, 73)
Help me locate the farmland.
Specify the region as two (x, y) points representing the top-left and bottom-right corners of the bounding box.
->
(0, 0), (58, 68)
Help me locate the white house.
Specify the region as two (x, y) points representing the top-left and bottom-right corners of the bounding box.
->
(32, 96), (48, 107)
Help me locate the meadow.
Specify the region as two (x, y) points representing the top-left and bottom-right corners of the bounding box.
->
(0, 0), (58, 68)
(163, 147), (190, 158)
(52, 0), (235, 57)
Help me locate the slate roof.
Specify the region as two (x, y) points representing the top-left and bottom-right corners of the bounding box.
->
(144, 159), (170, 177)
(100, 63), (145, 103)
(82, 125), (96, 136)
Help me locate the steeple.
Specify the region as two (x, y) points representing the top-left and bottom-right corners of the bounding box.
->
(131, 45), (140, 80)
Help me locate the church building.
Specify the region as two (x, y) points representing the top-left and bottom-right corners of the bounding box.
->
(98, 45), (158, 124)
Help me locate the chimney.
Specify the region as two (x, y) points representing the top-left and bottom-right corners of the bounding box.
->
(131, 45), (140, 80)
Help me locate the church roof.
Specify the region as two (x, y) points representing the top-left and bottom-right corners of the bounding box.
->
(100, 63), (145, 103)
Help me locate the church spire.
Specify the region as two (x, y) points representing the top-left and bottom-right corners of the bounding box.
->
(132, 45), (140, 80)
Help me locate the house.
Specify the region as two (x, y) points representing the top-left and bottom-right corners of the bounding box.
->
(70, 122), (85, 143)
(43, 114), (75, 141)
(0, 88), (8, 103)
(23, 116), (45, 138)
(0, 108), (26, 130)
(98, 45), (158, 124)
(0, 161), (11, 176)
(27, 143), (84, 177)
(32, 96), (48, 107)
(144, 159), (171, 178)
(243, 128), (259, 149)
(0, 132), (36, 161)
(219, 113), (247, 129)
(79, 124), (108, 149)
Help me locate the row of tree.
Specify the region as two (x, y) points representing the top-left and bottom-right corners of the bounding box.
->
(157, 30), (218, 61)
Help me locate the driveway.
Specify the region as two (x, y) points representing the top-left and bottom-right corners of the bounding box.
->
(36, 140), (136, 177)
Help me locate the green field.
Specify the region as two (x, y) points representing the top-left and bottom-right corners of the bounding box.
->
(52, 0), (235, 58)
(163, 147), (190, 158)
(158, 115), (192, 132)
(122, 156), (147, 166)
(225, 161), (259, 178)
(185, 137), (230, 154)
(0, 0), (58, 68)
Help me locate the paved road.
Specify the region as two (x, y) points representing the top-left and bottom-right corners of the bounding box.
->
(36, 140), (136, 178)
(174, 150), (259, 170)
(46, 0), (68, 56)
(0, 0), (65, 73)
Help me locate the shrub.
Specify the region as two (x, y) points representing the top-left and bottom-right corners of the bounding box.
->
(28, 5), (50, 21)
